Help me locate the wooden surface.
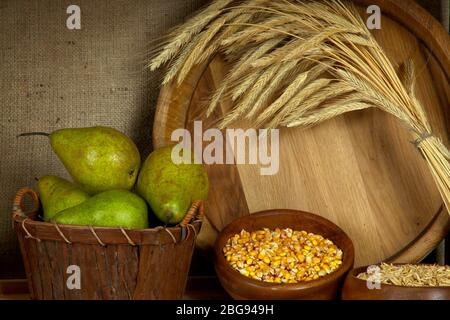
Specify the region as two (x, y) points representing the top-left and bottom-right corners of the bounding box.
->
(214, 210), (354, 300)
(342, 265), (450, 300)
(153, 0), (450, 267)
(0, 277), (230, 300)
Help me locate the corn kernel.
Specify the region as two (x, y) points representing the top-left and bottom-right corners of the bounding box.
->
(272, 260), (281, 267)
(239, 269), (249, 276)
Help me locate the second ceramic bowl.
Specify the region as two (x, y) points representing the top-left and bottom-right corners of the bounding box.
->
(342, 264), (450, 300)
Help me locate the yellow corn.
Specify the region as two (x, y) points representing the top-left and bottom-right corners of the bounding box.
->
(223, 228), (343, 284)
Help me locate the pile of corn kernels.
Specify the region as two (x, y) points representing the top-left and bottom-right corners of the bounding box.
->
(223, 228), (343, 284)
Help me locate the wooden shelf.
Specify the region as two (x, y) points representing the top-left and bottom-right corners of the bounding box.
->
(0, 277), (230, 300)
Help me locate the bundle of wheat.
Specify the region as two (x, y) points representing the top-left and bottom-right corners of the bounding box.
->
(149, 0), (450, 213)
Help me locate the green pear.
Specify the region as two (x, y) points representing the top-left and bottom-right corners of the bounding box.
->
(50, 126), (140, 194)
(38, 175), (90, 221)
(136, 145), (208, 224)
(52, 189), (148, 229)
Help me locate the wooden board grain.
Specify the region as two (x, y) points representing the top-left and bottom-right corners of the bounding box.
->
(153, 0), (450, 267)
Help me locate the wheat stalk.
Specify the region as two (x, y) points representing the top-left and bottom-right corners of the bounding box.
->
(280, 82), (354, 125)
(246, 60), (300, 118)
(149, 0), (234, 71)
(207, 38), (283, 116)
(268, 78), (332, 128)
(253, 71), (309, 127)
(149, 0), (450, 213)
(287, 101), (372, 127)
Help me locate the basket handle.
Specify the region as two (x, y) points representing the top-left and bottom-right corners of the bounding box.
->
(12, 188), (40, 220)
(179, 200), (204, 227)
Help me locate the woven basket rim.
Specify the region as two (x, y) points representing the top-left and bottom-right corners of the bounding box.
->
(12, 187), (203, 246)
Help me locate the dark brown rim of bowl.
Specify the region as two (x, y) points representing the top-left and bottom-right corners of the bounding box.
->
(215, 209), (355, 290)
(349, 264), (450, 289)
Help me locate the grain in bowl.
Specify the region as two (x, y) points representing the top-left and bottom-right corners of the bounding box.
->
(223, 228), (343, 284)
(356, 263), (450, 287)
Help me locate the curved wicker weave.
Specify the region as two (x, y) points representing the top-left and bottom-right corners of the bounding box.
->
(12, 187), (203, 300)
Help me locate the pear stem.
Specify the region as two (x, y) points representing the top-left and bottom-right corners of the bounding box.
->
(17, 132), (50, 138)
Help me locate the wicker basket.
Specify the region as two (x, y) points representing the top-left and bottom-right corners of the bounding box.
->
(12, 188), (203, 300)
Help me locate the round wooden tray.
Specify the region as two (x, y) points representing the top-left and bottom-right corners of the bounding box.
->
(153, 0), (450, 266)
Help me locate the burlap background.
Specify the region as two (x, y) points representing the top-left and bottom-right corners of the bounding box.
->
(0, 0), (445, 278)
(0, 0), (207, 278)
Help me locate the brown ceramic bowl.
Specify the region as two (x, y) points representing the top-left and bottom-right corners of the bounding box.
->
(214, 209), (354, 300)
(342, 265), (450, 300)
